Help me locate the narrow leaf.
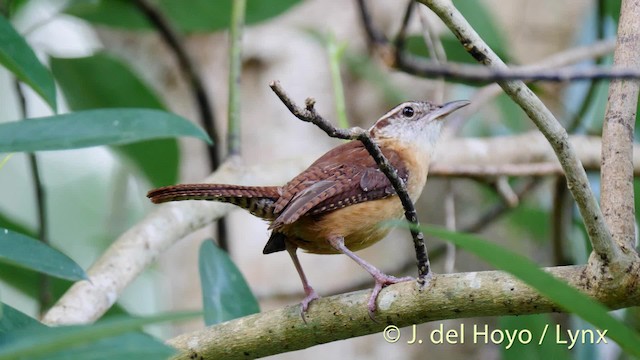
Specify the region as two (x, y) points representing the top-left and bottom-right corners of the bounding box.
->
(199, 239), (259, 325)
(0, 312), (198, 359)
(0, 228), (86, 281)
(0, 14), (56, 110)
(0, 109), (211, 153)
(0, 303), (43, 334)
(417, 225), (640, 357)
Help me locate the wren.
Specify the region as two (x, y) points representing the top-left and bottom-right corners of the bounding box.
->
(147, 100), (469, 317)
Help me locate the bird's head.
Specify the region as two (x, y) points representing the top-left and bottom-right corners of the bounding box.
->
(369, 100), (470, 153)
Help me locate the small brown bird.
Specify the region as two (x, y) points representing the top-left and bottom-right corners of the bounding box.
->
(147, 100), (469, 316)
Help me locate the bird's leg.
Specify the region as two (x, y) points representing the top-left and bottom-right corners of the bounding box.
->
(328, 236), (412, 318)
(285, 241), (320, 317)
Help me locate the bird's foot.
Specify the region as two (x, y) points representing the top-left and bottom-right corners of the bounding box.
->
(299, 287), (320, 323)
(367, 273), (413, 320)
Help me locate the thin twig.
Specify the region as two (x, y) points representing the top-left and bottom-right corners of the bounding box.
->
(269, 80), (431, 282)
(393, 0), (415, 50)
(419, 0), (618, 263)
(356, 0), (387, 46)
(132, 0), (229, 251)
(443, 182), (456, 273)
(396, 54), (640, 82)
(226, 0), (245, 157)
(417, 4), (446, 103)
(14, 80), (51, 313)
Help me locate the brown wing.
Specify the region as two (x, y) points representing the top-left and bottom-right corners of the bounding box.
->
(269, 141), (409, 229)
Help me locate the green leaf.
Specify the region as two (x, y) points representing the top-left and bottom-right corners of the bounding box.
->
(65, 0), (151, 30)
(0, 228), (87, 281)
(199, 239), (259, 325)
(51, 53), (179, 187)
(50, 54), (164, 110)
(0, 108), (211, 153)
(66, 0), (302, 33)
(0, 303), (43, 334)
(0, 13), (56, 110)
(0, 312), (198, 359)
(416, 225), (640, 357)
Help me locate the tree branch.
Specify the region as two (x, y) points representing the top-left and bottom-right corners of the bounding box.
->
(418, 0), (620, 264)
(167, 265), (640, 359)
(600, 0), (640, 254)
(269, 80), (431, 282)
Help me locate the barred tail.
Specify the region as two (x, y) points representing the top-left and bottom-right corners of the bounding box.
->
(146, 184), (280, 220)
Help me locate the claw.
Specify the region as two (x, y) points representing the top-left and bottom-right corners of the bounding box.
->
(367, 274), (413, 320)
(299, 288), (321, 323)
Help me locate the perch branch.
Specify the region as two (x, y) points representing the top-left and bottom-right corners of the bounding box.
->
(418, 0), (619, 263)
(600, 0), (640, 254)
(167, 265), (640, 359)
(269, 80), (431, 281)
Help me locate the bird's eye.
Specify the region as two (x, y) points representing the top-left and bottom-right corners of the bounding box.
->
(402, 106), (415, 118)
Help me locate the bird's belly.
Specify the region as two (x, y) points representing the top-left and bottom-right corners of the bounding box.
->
(284, 196), (404, 254)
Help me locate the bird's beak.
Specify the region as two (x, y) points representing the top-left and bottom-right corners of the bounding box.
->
(426, 100), (471, 122)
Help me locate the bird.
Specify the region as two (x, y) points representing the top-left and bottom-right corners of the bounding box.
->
(147, 99), (469, 317)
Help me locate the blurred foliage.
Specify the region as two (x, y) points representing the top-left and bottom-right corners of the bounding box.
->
(199, 240), (259, 325)
(65, 0), (303, 33)
(0, 13), (56, 110)
(51, 53), (180, 187)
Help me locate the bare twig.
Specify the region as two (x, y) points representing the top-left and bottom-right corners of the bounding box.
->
(419, 0), (619, 263)
(14, 80), (52, 313)
(395, 54), (640, 82)
(443, 182), (456, 273)
(600, 0), (640, 254)
(494, 176), (519, 208)
(269, 81), (431, 281)
(356, 0), (387, 46)
(226, 0), (245, 157)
